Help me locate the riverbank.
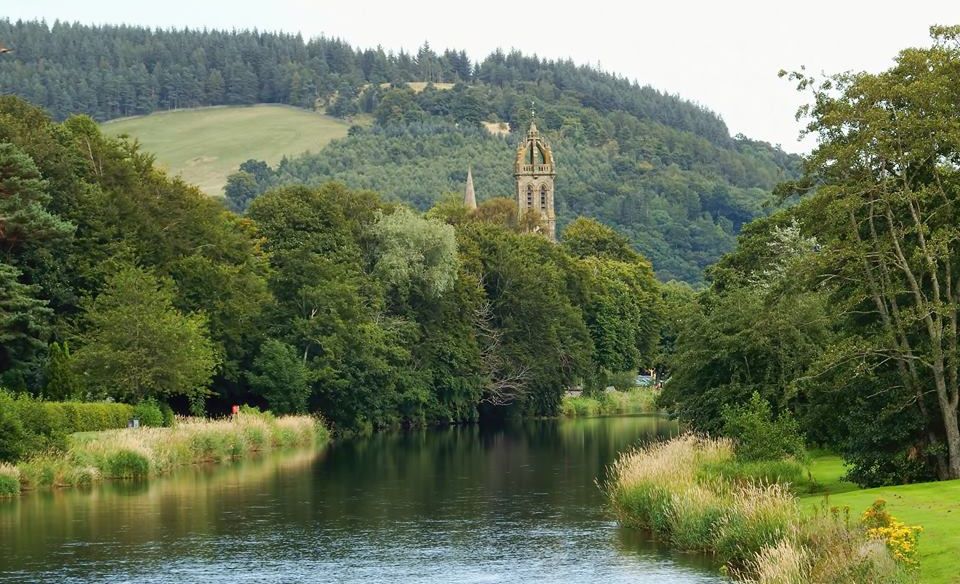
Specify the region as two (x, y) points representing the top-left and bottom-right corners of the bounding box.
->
(561, 388), (658, 417)
(803, 455), (960, 584)
(606, 435), (915, 583)
(0, 411), (328, 496)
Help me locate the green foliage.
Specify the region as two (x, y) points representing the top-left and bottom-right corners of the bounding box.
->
(0, 467), (19, 496)
(0, 96), (668, 436)
(43, 342), (77, 401)
(0, 392), (27, 462)
(0, 97), (271, 409)
(0, 262), (52, 386)
(0, 389), (134, 463)
(247, 339), (312, 415)
(660, 28), (960, 486)
(560, 389), (658, 417)
(132, 400), (165, 427)
(262, 119), (795, 284)
(562, 217), (642, 263)
(659, 214), (832, 437)
(72, 265), (220, 404)
(103, 450), (151, 478)
(369, 208), (459, 298)
(0, 142), (74, 256)
(721, 392), (806, 462)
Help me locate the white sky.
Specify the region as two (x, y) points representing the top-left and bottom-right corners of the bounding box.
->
(6, 0), (959, 152)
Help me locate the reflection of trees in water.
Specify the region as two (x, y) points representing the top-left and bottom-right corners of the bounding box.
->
(0, 417), (683, 577)
(310, 416), (679, 522)
(0, 449), (322, 555)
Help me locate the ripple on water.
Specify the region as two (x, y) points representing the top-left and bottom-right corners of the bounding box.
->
(0, 417), (722, 583)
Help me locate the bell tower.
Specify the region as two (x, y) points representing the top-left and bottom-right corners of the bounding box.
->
(514, 121), (556, 240)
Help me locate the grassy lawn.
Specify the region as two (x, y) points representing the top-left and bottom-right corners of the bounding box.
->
(802, 453), (960, 584)
(102, 104), (350, 196)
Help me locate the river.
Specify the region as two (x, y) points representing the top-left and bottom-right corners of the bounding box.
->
(0, 415), (722, 583)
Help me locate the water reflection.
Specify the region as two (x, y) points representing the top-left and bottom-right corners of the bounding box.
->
(0, 415), (722, 583)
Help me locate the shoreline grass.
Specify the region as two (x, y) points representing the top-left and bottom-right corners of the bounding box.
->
(802, 456), (959, 584)
(605, 435), (914, 583)
(7, 412), (328, 496)
(561, 388), (658, 417)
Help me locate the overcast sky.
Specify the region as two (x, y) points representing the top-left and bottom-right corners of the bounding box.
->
(6, 0), (959, 152)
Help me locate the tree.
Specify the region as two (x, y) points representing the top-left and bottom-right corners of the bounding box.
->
(562, 217), (642, 263)
(72, 265), (220, 408)
(659, 217), (832, 436)
(224, 171), (259, 213)
(247, 339), (312, 414)
(562, 218), (660, 387)
(783, 25), (960, 478)
(44, 341), (78, 400)
(369, 208), (459, 298)
(0, 142), (73, 257)
(0, 261), (51, 385)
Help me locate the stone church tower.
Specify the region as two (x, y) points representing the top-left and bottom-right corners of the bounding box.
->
(514, 121), (557, 240)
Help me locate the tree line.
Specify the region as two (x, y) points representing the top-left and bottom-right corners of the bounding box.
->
(0, 18), (728, 144)
(658, 26), (960, 486)
(0, 96), (660, 433)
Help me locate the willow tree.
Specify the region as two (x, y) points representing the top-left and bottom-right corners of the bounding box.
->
(785, 26), (960, 478)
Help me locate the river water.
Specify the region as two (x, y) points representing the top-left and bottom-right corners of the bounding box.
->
(0, 415), (722, 583)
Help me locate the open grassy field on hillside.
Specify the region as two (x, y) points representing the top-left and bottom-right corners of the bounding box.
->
(102, 105), (350, 196)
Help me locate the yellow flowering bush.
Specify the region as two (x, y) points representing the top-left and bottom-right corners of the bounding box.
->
(861, 499), (922, 566)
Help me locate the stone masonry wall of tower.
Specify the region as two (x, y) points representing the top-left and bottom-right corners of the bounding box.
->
(513, 122), (557, 241)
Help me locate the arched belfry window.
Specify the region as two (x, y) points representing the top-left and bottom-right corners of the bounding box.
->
(526, 185), (534, 208)
(540, 185), (547, 210)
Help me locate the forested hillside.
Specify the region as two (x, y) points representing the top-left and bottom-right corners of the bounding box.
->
(247, 120), (793, 282)
(0, 18), (800, 282)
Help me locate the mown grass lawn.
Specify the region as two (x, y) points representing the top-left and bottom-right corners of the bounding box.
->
(802, 454), (960, 584)
(102, 104), (351, 196)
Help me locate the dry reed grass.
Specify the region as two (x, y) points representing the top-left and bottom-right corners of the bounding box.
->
(607, 434), (911, 584)
(14, 412), (327, 494)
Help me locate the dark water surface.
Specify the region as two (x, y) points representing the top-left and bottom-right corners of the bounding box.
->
(0, 415), (723, 583)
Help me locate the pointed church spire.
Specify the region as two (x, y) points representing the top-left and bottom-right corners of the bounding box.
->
(464, 166), (477, 210)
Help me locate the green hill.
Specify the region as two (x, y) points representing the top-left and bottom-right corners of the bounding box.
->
(101, 105), (350, 196)
(1, 19), (801, 282)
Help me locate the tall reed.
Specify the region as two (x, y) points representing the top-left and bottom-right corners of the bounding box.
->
(15, 412), (328, 493)
(605, 434), (911, 583)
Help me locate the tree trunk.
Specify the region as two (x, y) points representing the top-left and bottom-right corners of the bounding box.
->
(940, 394), (960, 478)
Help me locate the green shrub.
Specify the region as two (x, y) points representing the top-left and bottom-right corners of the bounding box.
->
(607, 370), (639, 391)
(0, 391), (135, 463)
(160, 403), (175, 427)
(133, 400), (164, 427)
(242, 424), (268, 451)
(104, 449), (151, 478)
(17, 455), (68, 488)
(0, 464), (20, 496)
(722, 392), (806, 462)
(0, 392), (27, 462)
(189, 430), (229, 462)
